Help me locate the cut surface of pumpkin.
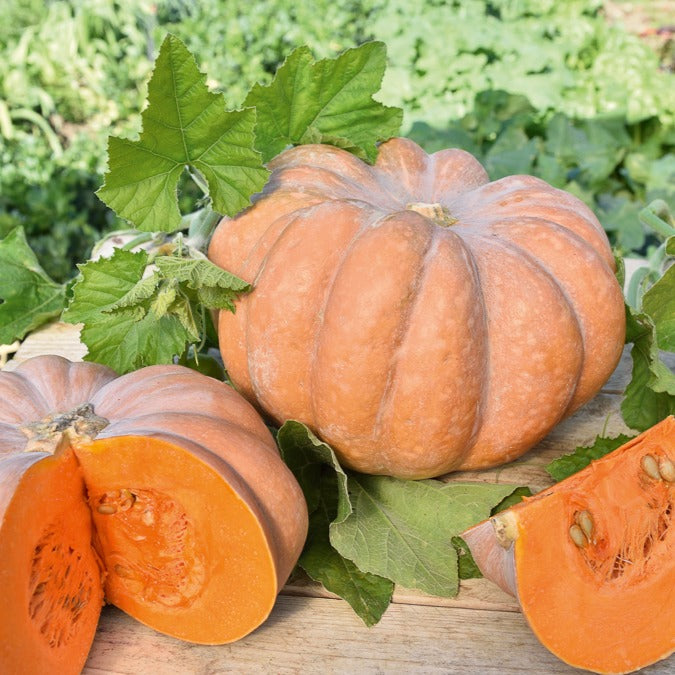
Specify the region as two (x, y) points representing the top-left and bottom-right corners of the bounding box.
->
(462, 416), (675, 674)
(0, 450), (104, 675)
(0, 355), (308, 673)
(75, 435), (279, 644)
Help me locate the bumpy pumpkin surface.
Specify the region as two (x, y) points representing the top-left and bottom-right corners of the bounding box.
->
(0, 356), (308, 674)
(462, 416), (675, 674)
(209, 138), (626, 479)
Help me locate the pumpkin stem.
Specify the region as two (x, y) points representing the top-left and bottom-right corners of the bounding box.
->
(20, 404), (109, 455)
(405, 202), (458, 227)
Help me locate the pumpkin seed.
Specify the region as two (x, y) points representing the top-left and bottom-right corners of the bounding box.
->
(142, 509), (155, 526)
(114, 564), (135, 579)
(641, 454), (661, 480)
(658, 456), (675, 483)
(96, 503), (117, 515)
(569, 524), (587, 548)
(577, 510), (594, 541)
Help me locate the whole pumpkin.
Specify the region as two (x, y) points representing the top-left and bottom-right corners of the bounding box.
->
(208, 138), (625, 479)
(0, 355), (308, 674)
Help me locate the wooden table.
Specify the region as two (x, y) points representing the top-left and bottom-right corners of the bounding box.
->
(6, 323), (674, 674)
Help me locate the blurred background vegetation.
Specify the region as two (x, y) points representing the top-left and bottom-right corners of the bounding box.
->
(0, 0), (673, 281)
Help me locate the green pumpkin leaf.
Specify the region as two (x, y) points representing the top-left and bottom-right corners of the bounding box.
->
(63, 249), (194, 372)
(154, 256), (250, 311)
(0, 227), (66, 344)
(546, 433), (635, 482)
(330, 475), (519, 598)
(642, 264), (675, 351)
(97, 34), (268, 232)
(622, 303), (675, 430)
(245, 41), (403, 163)
(277, 421), (391, 626)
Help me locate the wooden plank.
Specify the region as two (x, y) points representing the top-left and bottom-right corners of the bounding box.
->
(84, 596), (672, 675)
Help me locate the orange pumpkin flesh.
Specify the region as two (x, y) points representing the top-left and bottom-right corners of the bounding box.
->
(462, 416), (675, 674)
(208, 138), (626, 479)
(0, 356), (308, 672)
(0, 450), (103, 674)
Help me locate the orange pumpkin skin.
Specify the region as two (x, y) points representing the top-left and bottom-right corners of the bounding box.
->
(0, 356), (308, 673)
(208, 137), (626, 479)
(462, 417), (675, 674)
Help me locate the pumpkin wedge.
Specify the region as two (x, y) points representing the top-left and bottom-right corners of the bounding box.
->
(462, 416), (675, 674)
(0, 356), (308, 674)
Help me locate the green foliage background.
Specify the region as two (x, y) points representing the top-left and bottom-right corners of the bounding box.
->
(1, 0), (673, 281)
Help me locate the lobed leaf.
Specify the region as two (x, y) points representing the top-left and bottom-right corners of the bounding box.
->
(245, 41), (403, 163)
(97, 34), (268, 232)
(63, 249), (194, 373)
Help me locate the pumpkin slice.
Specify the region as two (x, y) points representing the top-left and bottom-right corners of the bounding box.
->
(74, 434), (280, 644)
(0, 450), (104, 674)
(462, 416), (675, 674)
(0, 356), (308, 673)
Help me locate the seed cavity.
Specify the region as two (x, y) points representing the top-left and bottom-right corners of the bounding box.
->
(569, 524), (587, 548)
(641, 454), (661, 480)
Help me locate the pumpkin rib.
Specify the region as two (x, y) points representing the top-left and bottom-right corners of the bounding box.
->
(482, 231), (586, 413)
(373, 225), (489, 475)
(429, 147), (489, 202)
(0, 371), (53, 423)
(270, 163), (401, 210)
(456, 177), (614, 269)
(10, 356), (117, 413)
(307, 207), (387, 431)
(370, 215), (437, 442)
(483, 217), (624, 412)
(310, 210), (436, 473)
(90, 367), (275, 448)
(457, 233), (584, 469)
(243, 203), (365, 418)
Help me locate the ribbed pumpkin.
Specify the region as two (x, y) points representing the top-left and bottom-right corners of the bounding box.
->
(208, 138), (626, 479)
(0, 355), (308, 674)
(462, 416), (675, 674)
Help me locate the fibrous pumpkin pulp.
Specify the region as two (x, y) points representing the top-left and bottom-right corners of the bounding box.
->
(0, 356), (308, 674)
(462, 417), (675, 674)
(209, 137), (626, 479)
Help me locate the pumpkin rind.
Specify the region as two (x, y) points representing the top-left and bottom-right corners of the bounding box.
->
(209, 138), (626, 478)
(0, 355), (308, 671)
(462, 416), (675, 674)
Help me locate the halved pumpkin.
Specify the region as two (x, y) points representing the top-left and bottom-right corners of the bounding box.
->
(0, 356), (308, 674)
(462, 416), (675, 674)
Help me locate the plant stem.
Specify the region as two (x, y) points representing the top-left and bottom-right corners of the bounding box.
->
(639, 200), (675, 241)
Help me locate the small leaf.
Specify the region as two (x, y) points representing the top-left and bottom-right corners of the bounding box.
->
(245, 41), (403, 163)
(154, 256), (250, 311)
(63, 249), (193, 373)
(622, 304), (675, 429)
(642, 264), (675, 351)
(546, 434), (635, 482)
(97, 34), (269, 232)
(452, 536), (482, 581)
(0, 227), (66, 343)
